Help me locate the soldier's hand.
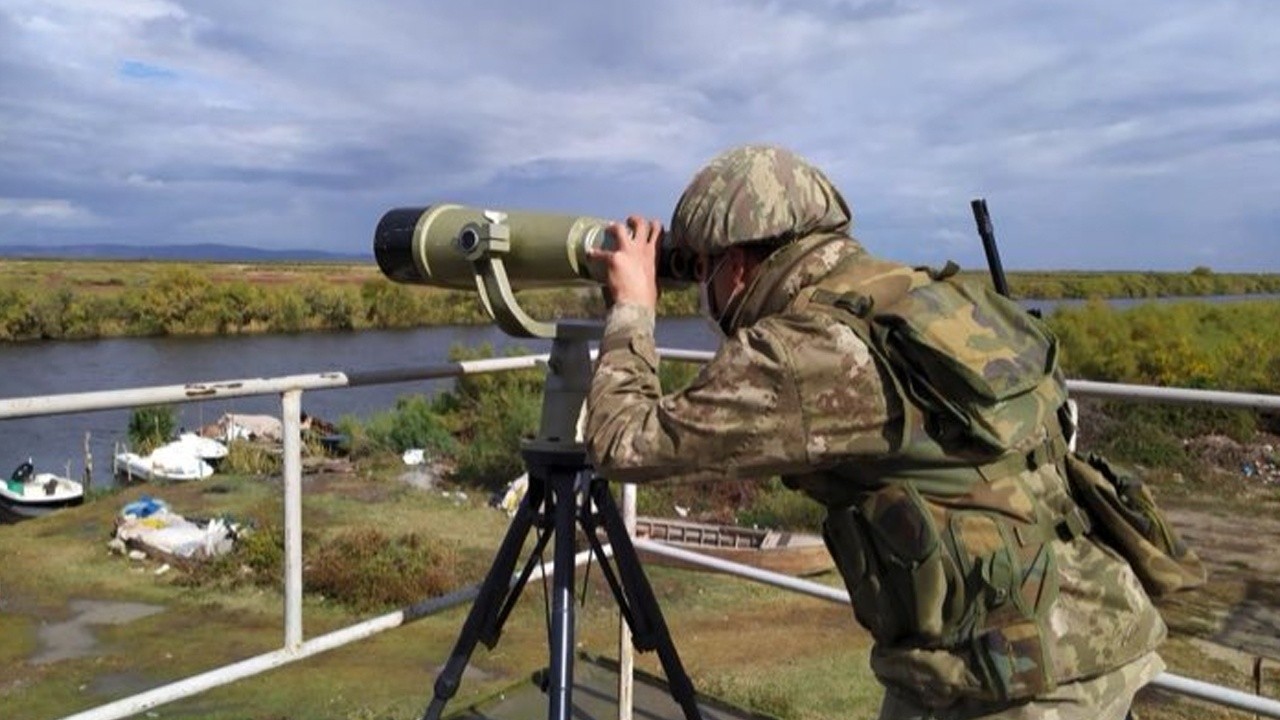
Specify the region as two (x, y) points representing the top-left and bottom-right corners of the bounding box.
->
(588, 215), (660, 310)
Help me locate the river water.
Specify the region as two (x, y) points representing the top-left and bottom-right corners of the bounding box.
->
(3, 293), (1277, 487)
(0, 318), (720, 487)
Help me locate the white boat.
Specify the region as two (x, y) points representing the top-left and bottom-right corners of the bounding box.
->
(171, 433), (229, 467)
(0, 460), (85, 520)
(114, 444), (214, 483)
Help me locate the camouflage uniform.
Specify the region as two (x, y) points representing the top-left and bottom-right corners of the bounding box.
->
(586, 145), (1166, 719)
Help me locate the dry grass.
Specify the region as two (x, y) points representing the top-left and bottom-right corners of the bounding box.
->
(3, 459), (1277, 719)
(0, 258), (381, 295)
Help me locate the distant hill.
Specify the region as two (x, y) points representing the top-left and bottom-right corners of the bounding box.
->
(0, 243), (371, 263)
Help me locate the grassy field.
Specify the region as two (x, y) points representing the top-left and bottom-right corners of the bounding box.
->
(1, 456), (1277, 720)
(0, 470), (879, 720)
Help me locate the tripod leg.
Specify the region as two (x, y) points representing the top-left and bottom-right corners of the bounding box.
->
(546, 471), (579, 720)
(589, 479), (704, 720)
(421, 483), (542, 720)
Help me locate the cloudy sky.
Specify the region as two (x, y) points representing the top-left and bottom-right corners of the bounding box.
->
(0, 0), (1276, 271)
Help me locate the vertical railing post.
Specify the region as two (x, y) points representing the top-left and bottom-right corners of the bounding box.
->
(618, 482), (636, 720)
(282, 389), (304, 651)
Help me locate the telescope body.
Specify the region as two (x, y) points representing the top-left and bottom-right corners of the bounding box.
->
(375, 205), (621, 291)
(374, 204), (698, 292)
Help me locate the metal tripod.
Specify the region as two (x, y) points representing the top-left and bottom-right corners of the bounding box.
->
(421, 323), (702, 720)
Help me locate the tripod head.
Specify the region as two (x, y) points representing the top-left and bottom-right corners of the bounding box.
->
(526, 320), (601, 457)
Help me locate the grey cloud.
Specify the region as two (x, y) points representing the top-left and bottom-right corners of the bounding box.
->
(0, 1), (1277, 269)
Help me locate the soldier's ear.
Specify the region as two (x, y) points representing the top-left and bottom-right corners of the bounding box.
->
(729, 246), (758, 286)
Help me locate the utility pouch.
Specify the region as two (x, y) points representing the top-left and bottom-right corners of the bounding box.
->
(824, 502), (901, 642)
(825, 473), (1062, 703)
(1064, 452), (1207, 597)
(970, 617), (1057, 701)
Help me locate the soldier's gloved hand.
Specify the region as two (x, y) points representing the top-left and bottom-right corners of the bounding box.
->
(587, 215), (660, 310)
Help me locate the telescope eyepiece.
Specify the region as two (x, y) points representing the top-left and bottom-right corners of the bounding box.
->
(457, 227), (480, 255)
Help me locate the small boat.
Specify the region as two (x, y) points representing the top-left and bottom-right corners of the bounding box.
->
(631, 516), (834, 577)
(114, 444), (214, 483)
(0, 459), (85, 520)
(171, 433), (229, 467)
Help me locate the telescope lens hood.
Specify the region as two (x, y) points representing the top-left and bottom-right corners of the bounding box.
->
(374, 207), (428, 284)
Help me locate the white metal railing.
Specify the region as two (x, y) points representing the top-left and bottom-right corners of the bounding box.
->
(0, 349), (1274, 719)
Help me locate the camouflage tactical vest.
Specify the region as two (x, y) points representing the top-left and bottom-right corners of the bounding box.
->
(789, 253), (1159, 707)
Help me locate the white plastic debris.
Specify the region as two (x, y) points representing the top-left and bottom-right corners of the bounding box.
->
(496, 473), (529, 516)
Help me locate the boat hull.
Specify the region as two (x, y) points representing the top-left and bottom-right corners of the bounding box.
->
(630, 516), (833, 577)
(0, 474), (86, 520)
(113, 452), (214, 483)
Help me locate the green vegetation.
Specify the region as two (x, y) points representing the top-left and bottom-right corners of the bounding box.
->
(126, 405), (177, 454)
(0, 259), (702, 341)
(1, 257), (1276, 342)
(987, 267), (1280, 300)
(220, 439), (283, 476)
(1044, 299), (1280, 479)
(1048, 299), (1280, 394)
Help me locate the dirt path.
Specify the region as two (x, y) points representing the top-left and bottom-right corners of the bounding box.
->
(1160, 503), (1280, 661)
(30, 599), (166, 665)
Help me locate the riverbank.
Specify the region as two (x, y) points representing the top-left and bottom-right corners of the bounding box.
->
(3, 257), (1280, 343)
(1, 446), (1277, 719)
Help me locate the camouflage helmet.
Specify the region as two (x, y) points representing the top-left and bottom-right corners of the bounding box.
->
(670, 144), (853, 255)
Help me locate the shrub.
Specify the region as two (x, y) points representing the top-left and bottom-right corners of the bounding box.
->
(221, 440), (282, 476)
(432, 344), (543, 489)
(362, 394), (457, 456)
(737, 478), (826, 532)
(304, 528), (462, 612)
(127, 405), (176, 454)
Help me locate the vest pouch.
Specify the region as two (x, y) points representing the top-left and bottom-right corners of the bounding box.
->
(945, 507), (1059, 700)
(826, 484), (952, 643)
(824, 505), (897, 640)
(1064, 452), (1206, 596)
(970, 617), (1057, 701)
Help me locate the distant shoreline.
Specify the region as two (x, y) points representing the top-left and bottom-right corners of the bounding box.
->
(1, 258), (1280, 343)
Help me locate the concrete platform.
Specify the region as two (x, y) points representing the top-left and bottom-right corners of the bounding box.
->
(448, 654), (773, 720)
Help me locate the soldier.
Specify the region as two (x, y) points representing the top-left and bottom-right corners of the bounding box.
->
(585, 144), (1166, 719)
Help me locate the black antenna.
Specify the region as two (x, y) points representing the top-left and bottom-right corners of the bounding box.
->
(970, 198), (1010, 298)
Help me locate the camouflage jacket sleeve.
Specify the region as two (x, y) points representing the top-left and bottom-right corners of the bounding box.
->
(585, 303), (902, 485)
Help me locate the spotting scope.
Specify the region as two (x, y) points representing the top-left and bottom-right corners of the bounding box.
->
(373, 204), (698, 337)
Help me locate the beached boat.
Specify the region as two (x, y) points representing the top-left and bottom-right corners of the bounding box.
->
(113, 444), (214, 483)
(171, 433), (229, 467)
(0, 460), (84, 520)
(631, 516), (833, 577)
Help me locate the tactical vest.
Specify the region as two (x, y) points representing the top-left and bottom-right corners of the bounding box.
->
(790, 255), (1152, 707)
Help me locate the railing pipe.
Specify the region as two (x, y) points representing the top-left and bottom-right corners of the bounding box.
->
(0, 374), (351, 419)
(0, 355), (552, 421)
(1066, 379), (1280, 412)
